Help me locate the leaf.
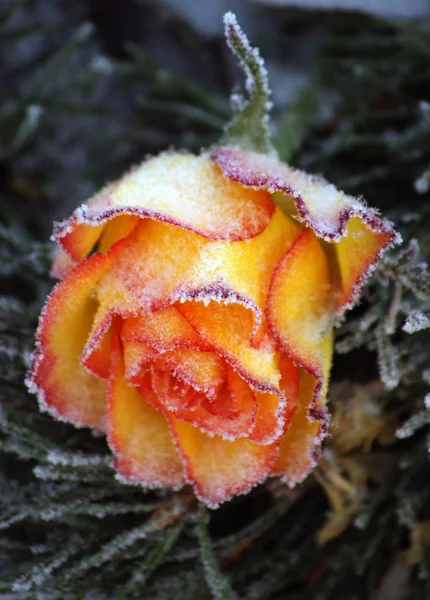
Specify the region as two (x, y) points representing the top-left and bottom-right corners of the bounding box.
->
(10, 104), (43, 154)
(396, 409), (430, 439)
(118, 521), (184, 597)
(221, 12), (274, 156)
(376, 325), (400, 390)
(380, 240), (430, 300)
(400, 264), (430, 301)
(196, 506), (238, 600)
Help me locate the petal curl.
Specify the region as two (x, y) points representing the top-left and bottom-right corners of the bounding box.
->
(150, 348), (225, 410)
(266, 229), (332, 379)
(50, 249), (76, 279)
(180, 207), (301, 332)
(165, 367), (257, 440)
(213, 146), (398, 313)
(107, 334), (186, 487)
(178, 301), (280, 392)
(332, 215), (394, 310)
(90, 219), (208, 320)
(178, 300), (287, 443)
(122, 340), (159, 384)
(169, 416), (279, 507)
(82, 322), (113, 380)
(27, 250), (118, 429)
(54, 153), (275, 262)
(121, 307), (210, 352)
(271, 332), (332, 484)
(250, 354), (299, 444)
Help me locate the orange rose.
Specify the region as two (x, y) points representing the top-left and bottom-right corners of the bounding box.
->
(27, 147), (397, 507)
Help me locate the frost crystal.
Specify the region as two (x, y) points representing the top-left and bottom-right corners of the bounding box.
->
(396, 410), (430, 439)
(403, 310), (430, 334)
(376, 326), (400, 390)
(221, 12), (274, 155)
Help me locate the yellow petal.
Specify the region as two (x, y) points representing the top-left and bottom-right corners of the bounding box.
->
(271, 332), (332, 484)
(267, 229), (332, 379)
(169, 416), (279, 507)
(27, 250), (118, 429)
(107, 333), (186, 487)
(54, 153), (275, 262)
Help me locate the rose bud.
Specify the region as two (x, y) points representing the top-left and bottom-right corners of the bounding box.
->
(26, 147), (397, 507)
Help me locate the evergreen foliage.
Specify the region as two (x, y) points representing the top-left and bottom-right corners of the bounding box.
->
(1, 1), (430, 598)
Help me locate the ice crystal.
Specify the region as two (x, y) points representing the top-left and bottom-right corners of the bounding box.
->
(221, 12), (274, 155)
(403, 310), (430, 333)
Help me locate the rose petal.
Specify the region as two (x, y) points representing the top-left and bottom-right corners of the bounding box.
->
(166, 366), (257, 440)
(178, 299), (289, 443)
(332, 215), (394, 310)
(86, 210), (300, 361)
(98, 214), (140, 253)
(271, 332), (332, 484)
(169, 415), (279, 507)
(27, 250), (118, 429)
(213, 145), (398, 313)
(91, 219), (208, 319)
(250, 355), (299, 444)
(123, 340), (159, 384)
(107, 333), (186, 487)
(266, 229), (332, 379)
(54, 153), (275, 262)
(79, 219), (208, 370)
(50, 249), (76, 279)
(178, 207), (301, 335)
(151, 368), (206, 412)
(178, 300), (280, 391)
(147, 347), (225, 413)
(156, 348), (225, 397)
(121, 307), (210, 352)
(81, 322), (113, 380)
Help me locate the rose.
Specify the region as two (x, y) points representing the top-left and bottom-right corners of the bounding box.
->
(27, 147), (397, 507)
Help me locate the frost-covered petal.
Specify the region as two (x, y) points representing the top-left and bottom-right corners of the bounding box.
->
(122, 340), (159, 384)
(79, 219), (208, 369)
(81, 322), (113, 380)
(90, 219), (209, 324)
(151, 348), (225, 408)
(332, 215), (395, 310)
(168, 415), (279, 507)
(213, 145), (397, 313)
(180, 207), (301, 334)
(54, 152), (275, 262)
(179, 301), (280, 390)
(178, 300), (287, 443)
(85, 209), (299, 358)
(121, 307), (209, 352)
(161, 366), (257, 440)
(267, 229), (332, 379)
(271, 333), (332, 484)
(107, 333), (186, 487)
(27, 250), (119, 429)
(250, 354), (299, 444)
(122, 313), (258, 440)
(50, 249), (76, 280)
